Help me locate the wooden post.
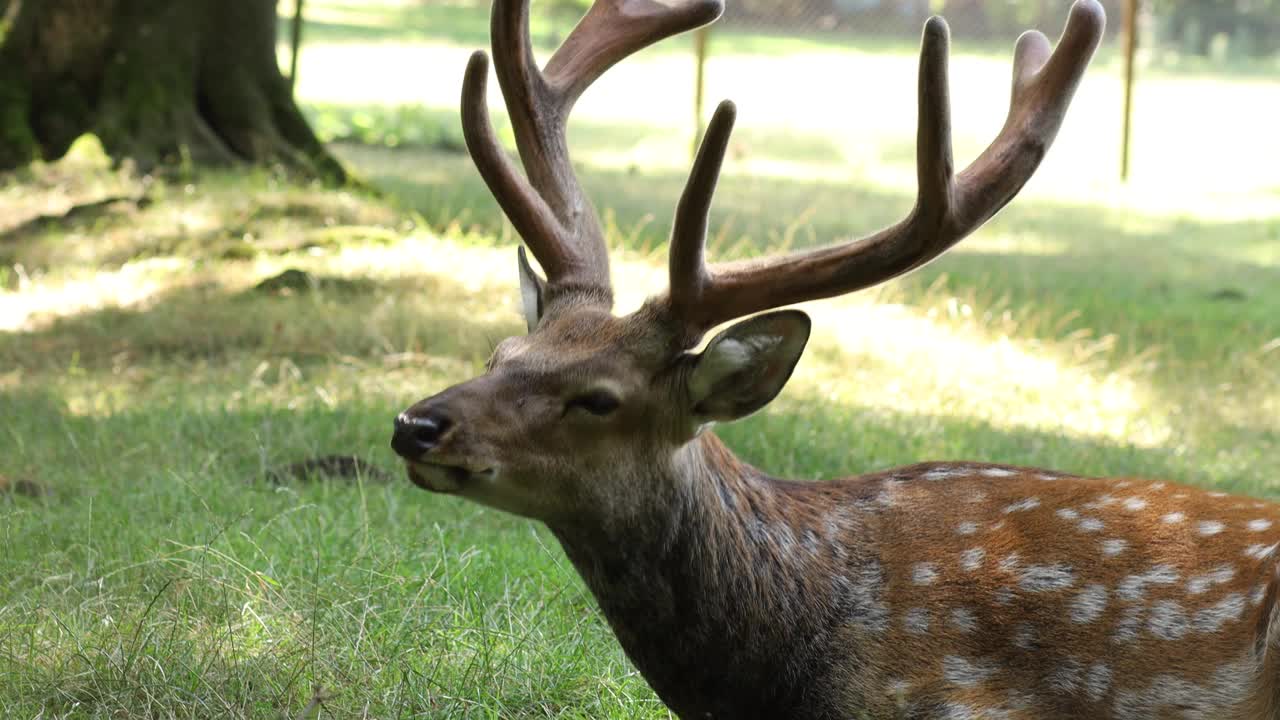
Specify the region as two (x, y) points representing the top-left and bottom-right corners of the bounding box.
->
(290, 0), (306, 90)
(1120, 0), (1138, 181)
(692, 26), (709, 159)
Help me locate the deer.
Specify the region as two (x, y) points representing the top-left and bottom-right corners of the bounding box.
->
(390, 0), (1280, 717)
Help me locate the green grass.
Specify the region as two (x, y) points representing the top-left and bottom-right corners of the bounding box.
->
(1, 2), (1278, 715)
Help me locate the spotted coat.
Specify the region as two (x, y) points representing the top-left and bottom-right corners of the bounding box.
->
(553, 439), (1280, 720)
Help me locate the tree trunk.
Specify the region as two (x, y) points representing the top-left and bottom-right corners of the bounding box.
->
(0, 0), (346, 183)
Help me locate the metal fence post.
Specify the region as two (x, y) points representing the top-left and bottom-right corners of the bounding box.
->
(290, 0), (306, 90)
(692, 26), (709, 159)
(1121, 0), (1138, 181)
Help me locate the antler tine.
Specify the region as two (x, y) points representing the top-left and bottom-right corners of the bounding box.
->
(664, 0), (1104, 341)
(544, 0), (724, 106)
(463, 0), (723, 298)
(462, 52), (574, 282)
(669, 99), (736, 320)
(954, 0), (1105, 228)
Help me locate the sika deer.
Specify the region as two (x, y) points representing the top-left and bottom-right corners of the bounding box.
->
(391, 1), (1280, 717)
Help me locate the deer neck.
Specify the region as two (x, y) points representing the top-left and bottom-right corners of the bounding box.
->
(548, 432), (874, 717)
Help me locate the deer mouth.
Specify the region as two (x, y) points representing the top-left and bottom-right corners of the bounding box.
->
(405, 461), (495, 493)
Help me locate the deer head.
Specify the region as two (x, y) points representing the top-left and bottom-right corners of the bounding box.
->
(391, 0), (1104, 526)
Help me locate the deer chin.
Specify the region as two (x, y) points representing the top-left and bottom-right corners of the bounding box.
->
(404, 461), (496, 493)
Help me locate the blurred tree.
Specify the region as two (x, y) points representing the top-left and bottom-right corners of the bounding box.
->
(0, 0), (346, 182)
(1156, 0), (1280, 57)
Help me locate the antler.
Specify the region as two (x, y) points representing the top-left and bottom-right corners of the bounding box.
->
(463, 0), (723, 300)
(665, 0), (1105, 342)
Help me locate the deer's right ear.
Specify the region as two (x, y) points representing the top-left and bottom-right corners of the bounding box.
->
(687, 310), (811, 423)
(517, 246), (546, 333)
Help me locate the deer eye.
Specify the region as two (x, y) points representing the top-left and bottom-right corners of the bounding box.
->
(566, 390), (621, 416)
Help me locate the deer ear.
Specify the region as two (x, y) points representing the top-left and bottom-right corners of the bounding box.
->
(516, 246), (546, 333)
(688, 310), (811, 423)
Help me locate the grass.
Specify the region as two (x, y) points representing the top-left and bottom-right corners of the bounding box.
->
(2, 1), (1278, 715)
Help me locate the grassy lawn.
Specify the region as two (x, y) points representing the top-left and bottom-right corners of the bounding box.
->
(2, 1), (1278, 716)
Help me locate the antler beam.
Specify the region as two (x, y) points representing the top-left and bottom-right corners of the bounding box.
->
(666, 0), (1105, 341)
(463, 0), (723, 298)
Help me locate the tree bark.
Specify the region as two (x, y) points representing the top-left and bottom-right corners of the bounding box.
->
(0, 0), (346, 183)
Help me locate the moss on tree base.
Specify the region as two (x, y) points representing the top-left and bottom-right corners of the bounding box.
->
(0, 0), (346, 184)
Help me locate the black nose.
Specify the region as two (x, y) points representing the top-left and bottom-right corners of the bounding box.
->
(391, 411), (453, 459)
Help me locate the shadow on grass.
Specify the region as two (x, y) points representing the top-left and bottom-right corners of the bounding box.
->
(0, 269), (517, 372)
(0, 183), (404, 278)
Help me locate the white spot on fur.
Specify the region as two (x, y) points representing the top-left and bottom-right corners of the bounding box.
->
(1193, 593), (1245, 633)
(1147, 600), (1189, 640)
(1101, 539), (1128, 557)
(1162, 512), (1186, 524)
(875, 480), (905, 507)
(962, 548), (985, 572)
(1248, 519), (1273, 532)
(1115, 480), (1132, 488)
(1208, 491), (1228, 498)
(1056, 508), (1080, 521)
(982, 468), (1017, 478)
(1086, 662), (1113, 701)
(939, 703), (981, 720)
(999, 553), (1021, 572)
(1250, 583), (1268, 606)
(1020, 564), (1076, 592)
(1118, 565), (1179, 601)
(1003, 498), (1040, 513)
(1048, 657), (1084, 694)
(1079, 517), (1105, 532)
(1186, 565), (1235, 595)
(912, 563), (938, 585)
(924, 467), (965, 481)
(904, 608), (930, 634)
(1198, 521), (1225, 536)
(1070, 584), (1108, 623)
(1085, 494), (1118, 510)
(1037, 473), (1060, 482)
(956, 521), (979, 536)
(1111, 660), (1253, 720)
(942, 655), (997, 687)
(950, 608), (978, 633)
(1122, 497), (1148, 511)
(1244, 543), (1275, 560)
(837, 558), (889, 634)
